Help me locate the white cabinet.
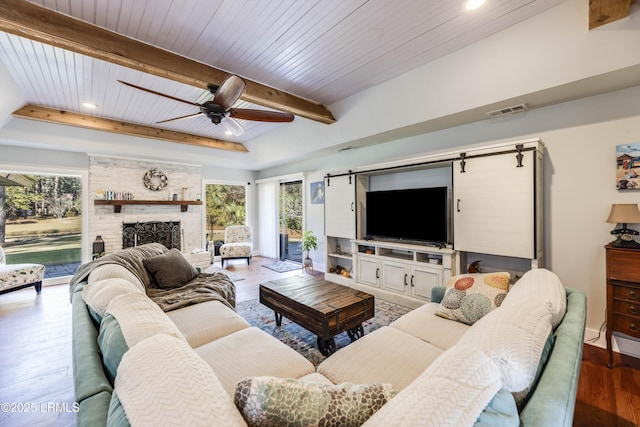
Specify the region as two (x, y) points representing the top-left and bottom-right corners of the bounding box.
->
(453, 146), (542, 261)
(351, 240), (456, 306)
(380, 258), (443, 300)
(356, 254), (379, 288)
(410, 264), (443, 300)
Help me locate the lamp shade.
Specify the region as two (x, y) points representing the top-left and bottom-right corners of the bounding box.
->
(606, 204), (640, 224)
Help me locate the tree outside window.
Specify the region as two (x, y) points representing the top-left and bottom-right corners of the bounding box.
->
(205, 184), (246, 252)
(0, 174), (82, 278)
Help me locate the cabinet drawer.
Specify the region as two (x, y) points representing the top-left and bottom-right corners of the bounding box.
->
(612, 285), (640, 302)
(613, 315), (640, 339)
(608, 250), (640, 282)
(613, 300), (640, 318)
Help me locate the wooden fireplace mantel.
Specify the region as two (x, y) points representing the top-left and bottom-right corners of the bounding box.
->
(94, 199), (202, 213)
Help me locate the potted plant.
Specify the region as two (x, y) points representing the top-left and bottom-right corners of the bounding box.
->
(299, 230), (318, 267)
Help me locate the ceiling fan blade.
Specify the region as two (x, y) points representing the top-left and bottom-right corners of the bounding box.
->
(229, 108), (295, 122)
(221, 117), (245, 136)
(213, 75), (246, 111)
(118, 80), (201, 107)
(156, 112), (203, 124)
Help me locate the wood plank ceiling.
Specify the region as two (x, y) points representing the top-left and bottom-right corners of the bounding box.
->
(0, 0), (634, 153)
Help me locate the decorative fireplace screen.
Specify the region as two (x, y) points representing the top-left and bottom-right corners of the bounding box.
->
(122, 221), (181, 250)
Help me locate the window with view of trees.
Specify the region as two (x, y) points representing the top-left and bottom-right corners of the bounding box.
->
(205, 184), (247, 251)
(0, 173), (82, 279)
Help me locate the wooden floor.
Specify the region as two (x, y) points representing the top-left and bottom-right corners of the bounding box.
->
(1, 257), (639, 426)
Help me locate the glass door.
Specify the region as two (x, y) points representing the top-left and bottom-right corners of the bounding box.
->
(279, 181), (302, 263)
(204, 183), (247, 256)
(0, 173), (82, 280)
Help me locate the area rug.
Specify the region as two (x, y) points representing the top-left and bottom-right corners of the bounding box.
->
(204, 265), (244, 282)
(261, 260), (300, 273)
(236, 298), (412, 366)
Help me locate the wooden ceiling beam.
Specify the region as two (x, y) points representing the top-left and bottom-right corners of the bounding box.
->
(0, 0), (335, 124)
(589, 0), (635, 30)
(12, 105), (249, 153)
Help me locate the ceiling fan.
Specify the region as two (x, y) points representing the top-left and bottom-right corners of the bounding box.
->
(118, 75), (294, 136)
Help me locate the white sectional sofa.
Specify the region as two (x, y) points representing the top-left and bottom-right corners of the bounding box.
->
(71, 244), (586, 427)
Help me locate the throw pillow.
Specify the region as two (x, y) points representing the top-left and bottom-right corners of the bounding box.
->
(82, 278), (144, 321)
(501, 268), (567, 328)
(87, 264), (145, 291)
(435, 272), (511, 325)
(114, 333), (247, 427)
(458, 298), (553, 393)
(235, 377), (396, 427)
(98, 292), (186, 383)
(362, 343), (503, 427)
(143, 248), (198, 289)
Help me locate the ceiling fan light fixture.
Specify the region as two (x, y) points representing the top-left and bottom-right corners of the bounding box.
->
(464, 0), (485, 11)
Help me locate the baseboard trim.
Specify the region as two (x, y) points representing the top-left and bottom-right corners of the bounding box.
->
(584, 326), (640, 359)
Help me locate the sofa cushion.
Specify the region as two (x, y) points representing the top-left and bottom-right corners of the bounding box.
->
(390, 302), (470, 351)
(88, 264), (144, 291)
(502, 268), (567, 328)
(317, 326), (443, 392)
(143, 248), (198, 289)
(459, 298), (553, 393)
(362, 343), (503, 427)
(82, 278), (144, 321)
(436, 272), (510, 325)
(196, 327), (315, 397)
(473, 387), (519, 427)
(235, 377), (395, 427)
(114, 333), (247, 427)
(98, 293), (186, 383)
(166, 300), (250, 348)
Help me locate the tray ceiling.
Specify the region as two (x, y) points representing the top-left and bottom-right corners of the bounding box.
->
(0, 0), (633, 158)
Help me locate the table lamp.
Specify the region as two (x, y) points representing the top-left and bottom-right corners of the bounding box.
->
(606, 204), (640, 248)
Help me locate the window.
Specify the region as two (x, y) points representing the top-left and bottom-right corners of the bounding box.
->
(0, 173), (82, 280)
(205, 183), (247, 250)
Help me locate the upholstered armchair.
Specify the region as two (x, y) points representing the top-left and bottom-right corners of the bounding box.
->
(0, 245), (46, 295)
(219, 225), (253, 268)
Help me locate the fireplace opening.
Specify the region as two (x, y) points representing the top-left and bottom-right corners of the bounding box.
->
(122, 221), (181, 250)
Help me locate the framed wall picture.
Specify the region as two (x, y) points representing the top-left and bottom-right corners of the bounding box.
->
(616, 144), (640, 190)
(310, 181), (325, 204)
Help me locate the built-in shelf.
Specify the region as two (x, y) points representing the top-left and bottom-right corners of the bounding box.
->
(94, 199), (202, 213)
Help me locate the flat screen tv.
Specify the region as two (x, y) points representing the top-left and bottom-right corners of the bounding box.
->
(365, 187), (449, 245)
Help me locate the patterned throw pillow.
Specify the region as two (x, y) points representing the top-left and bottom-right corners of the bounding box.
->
(234, 377), (395, 427)
(435, 272), (511, 325)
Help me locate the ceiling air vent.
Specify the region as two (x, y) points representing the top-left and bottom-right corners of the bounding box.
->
(486, 103), (528, 120)
(338, 146), (357, 152)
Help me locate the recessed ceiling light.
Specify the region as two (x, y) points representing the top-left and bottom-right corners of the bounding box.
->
(224, 130), (234, 136)
(464, 0), (485, 11)
(82, 102), (98, 109)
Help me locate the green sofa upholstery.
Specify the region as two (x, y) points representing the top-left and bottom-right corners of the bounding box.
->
(72, 262), (586, 426)
(431, 285), (587, 427)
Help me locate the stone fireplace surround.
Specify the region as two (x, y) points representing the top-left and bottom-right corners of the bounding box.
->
(89, 156), (203, 257)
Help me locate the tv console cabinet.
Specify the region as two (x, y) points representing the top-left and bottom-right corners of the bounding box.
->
(327, 238), (456, 308)
(322, 138), (544, 306)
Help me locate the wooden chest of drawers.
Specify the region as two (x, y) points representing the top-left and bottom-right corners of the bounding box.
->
(606, 244), (640, 367)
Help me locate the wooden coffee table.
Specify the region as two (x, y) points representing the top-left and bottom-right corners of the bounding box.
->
(259, 276), (375, 356)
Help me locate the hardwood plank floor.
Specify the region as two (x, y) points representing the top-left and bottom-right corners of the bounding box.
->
(0, 256), (303, 427)
(1, 256), (639, 426)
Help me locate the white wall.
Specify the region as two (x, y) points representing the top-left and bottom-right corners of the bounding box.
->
(271, 84), (640, 357)
(88, 156), (203, 255)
